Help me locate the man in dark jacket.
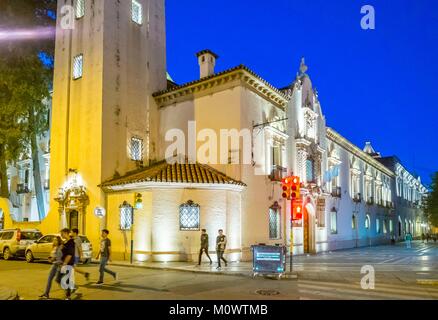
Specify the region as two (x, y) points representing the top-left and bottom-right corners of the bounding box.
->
(59, 228), (75, 300)
(216, 229), (228, 270)
(198, 229), (212, 266)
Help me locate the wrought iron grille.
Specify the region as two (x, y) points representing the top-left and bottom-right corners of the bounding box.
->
(130, 137), (143, 161)
(132, 0), (143, 25)
(179, 200), (200, 231)
(73, 54), (83, 80)
(75, 0), (85, 18)
(120, 204), (133, 231)
(269, 206), (281, 240)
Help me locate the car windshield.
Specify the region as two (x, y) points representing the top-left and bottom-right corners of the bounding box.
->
(80, 236), (90, 243)
(21, 232), (43, 240)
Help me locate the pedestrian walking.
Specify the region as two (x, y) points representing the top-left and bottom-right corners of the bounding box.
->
(96, 229), (117, 285)
(71, 229), (90, 283)
(198, 229), (212, 266)
(421, 233), (425, 243)
(59, 228), (76, 300)
(39, 236), (63, 299)
(405, 232), (413, 249)
(426, 233), (431, 243)
(216, 229), (228, 270)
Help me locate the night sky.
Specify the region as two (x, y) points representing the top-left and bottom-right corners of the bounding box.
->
(165, 0), (438, 186)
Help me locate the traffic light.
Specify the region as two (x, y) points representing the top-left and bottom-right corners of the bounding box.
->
(134, 193), (143, 209)
(292, 200), (303, 221)
(290, 176), (301, 200)
(281, 178), (291, 199)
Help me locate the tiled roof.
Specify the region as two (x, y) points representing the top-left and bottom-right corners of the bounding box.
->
(152, 64), (288, 99)
(100, 160), (247, 189)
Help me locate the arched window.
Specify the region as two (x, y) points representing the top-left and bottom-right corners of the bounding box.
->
(120, 202), (133, 231)
(179, 200), (200, 231)
(365, 214), (371, 229)
(330, 208), (338, 234)
(269, 202), (281, 240)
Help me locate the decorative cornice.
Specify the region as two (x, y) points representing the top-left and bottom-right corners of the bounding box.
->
(153, 65), (289, 109)
(327, 127), (394, 177)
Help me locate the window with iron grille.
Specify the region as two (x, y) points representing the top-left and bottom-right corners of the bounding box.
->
(120, 203), (133, 231)
(269, 203), (281, 240)
(73, 54), (83, 80)
(130, 137), (143, 161)
(75, 0), (85, 19)
(179, 200), (200, 231)
(132, 0), (143, 25)
(330, 210), (337, 234)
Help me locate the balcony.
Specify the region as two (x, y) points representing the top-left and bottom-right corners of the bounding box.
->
(377, 199), (385, 207)
(353, 193), (362, 203)
(366, 196), (374, 205)
(331, 187), (342, 198)
(16, 184), (31, 194)
(386, 201), (394, 209)
(269, 165), (287, 182)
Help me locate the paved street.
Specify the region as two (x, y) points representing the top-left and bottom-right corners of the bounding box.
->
(0, 242), (437, 300)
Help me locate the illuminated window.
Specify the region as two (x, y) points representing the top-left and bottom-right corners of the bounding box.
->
(269, 202), (281, 240)
(330, 210), (337, 234)
(389, 220), (394, 233)
(130, 137), (143, 161)
(383, 220), (388, 234)
(75, 0), (85, 19)
(73, 54), (83, 80)
(132, 0), (143, 25)
(365, 214), (370, 229)
(179, 201), (200, 231)
(119, 202), (133, 231)
(376, 218), (381, 234)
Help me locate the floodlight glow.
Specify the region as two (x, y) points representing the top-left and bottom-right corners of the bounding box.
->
(0, 27), (55, 41)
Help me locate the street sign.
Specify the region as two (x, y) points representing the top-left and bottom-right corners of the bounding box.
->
(94, 207), (106, 218)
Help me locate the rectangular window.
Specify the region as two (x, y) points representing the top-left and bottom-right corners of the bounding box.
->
(376, 218), (380, 234)
(132, 0), (143, 25)
(306, 159), (314, 182)
(130, 137), (143, 161)
(75, 0), (85, 19)
(73, 54), (83, 80)
(330, 211), (337, 234)
(269, 207), (281, 240)
(389, 220), (393, 233)
(383, 220), (388, 234)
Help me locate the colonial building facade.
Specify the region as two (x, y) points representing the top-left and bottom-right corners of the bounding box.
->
(1, 0), (429, 262)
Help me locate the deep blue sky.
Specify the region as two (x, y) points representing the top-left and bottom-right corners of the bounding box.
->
(165, 0), (438, 186)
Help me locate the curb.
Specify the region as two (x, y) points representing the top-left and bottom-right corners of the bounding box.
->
(91, 261), (299, 280)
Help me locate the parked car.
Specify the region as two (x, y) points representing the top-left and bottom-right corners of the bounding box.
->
(0, 229), (43, 260)
(25, 234), (92, 263)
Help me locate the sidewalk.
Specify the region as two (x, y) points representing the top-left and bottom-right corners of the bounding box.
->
(0, 287), (19, 300)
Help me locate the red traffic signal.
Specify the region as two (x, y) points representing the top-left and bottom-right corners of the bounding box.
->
(281, 178), (291, 199)
(290, 176), (301, 200)
(292, 200), (303, 221)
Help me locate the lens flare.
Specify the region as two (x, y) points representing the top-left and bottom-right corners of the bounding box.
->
(0, 27), (55, 41)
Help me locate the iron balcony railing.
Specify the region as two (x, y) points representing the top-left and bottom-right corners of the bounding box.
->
(16, 183), (31, 194)
(331, 187), (342, 198)
(270, 165), (287, 182)
(353, 193), (362, 203)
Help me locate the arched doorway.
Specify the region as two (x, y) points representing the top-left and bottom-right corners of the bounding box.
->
(55, 183), (89, 232)
(303, 198), (316, 254)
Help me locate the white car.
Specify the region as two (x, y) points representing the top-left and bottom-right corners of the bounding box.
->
(25, 234), (93, 264)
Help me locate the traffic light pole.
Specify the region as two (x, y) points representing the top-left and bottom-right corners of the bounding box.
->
(290, 218), (293, 272)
